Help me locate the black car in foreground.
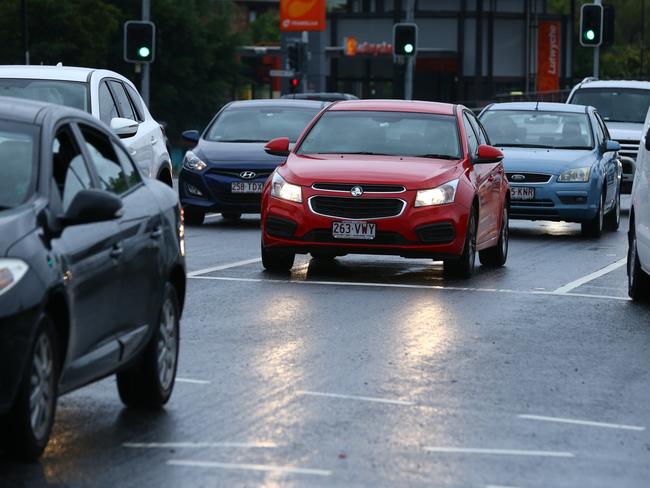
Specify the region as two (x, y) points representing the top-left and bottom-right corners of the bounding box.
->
(0, 97), (186, 459)
(179, 99), (325, 225)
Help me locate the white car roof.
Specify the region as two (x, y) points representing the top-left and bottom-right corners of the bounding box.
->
(576, 79), (650, 90)
(0, 65), (131, 85)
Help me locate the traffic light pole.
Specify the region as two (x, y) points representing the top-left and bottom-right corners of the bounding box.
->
(593, 0), (601, 78)
(141, 0), (151, 107)
(404, 0), (415, 100)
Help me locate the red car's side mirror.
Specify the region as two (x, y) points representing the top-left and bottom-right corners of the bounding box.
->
(264, 137), (290, 157)
(475, 144), (504, 164)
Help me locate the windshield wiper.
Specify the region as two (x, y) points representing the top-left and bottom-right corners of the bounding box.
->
(548, 146), (592, 150)
(414, 154), (458, 160)
(343, 151), (392, 156)
(496, 143), (551, 148)
(218, 139), (267, 143)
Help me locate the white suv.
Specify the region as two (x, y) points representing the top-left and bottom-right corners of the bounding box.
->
(0, 65), (172, 185)
(567, 78), (650, 193)
(628, 111), (650, 301)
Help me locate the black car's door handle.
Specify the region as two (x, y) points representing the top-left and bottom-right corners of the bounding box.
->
(150, 226), (163, 239)
(110, 244), (123, 259)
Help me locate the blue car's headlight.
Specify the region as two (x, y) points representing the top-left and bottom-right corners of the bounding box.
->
(558, 167), (591, 183)
(182, 150), (207, 171)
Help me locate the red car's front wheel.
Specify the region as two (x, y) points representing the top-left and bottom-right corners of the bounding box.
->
(444, 207), (477, 278)
(261, 240), (295, 273)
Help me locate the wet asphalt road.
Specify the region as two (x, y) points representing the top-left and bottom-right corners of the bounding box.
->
(2, 197), (650, 488)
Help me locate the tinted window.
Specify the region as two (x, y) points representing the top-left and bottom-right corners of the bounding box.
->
(297, 111), (461, 159)
(463, 114), (479, 156)
(0, 79), (88, 111)
(0, 122), (37, 210)
(570, 88), (650, 123)
(467, 113), (488, 145)
(480, 110), (594, 149)
(206, 106), (320, 143)
(125, 84), (145, 122)
(52, 126), (92, 211)
(112, 141), (142, 188)
(108, 81), (136, 121)
(80, 125), (129, 194)
(99, 82), (118, 125)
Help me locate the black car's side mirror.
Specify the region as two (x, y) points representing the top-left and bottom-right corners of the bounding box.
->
(61, 190), (123, 226)
(645, 128), (650, 151)
(182, 130), (200, 143)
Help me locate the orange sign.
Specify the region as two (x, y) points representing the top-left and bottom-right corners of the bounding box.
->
(345, 37), (357, 56)
(537, 20), (561, 93)
(280, 0), (326, 32)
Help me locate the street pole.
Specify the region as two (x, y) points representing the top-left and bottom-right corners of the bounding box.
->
(404, 0), (415, 100)
(141, 0), (151, 107)
(21, 0), (29, 65)
(593, 0), (601, 79)
(302, 30), (308, 94)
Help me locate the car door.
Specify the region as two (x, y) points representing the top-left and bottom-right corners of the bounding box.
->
(77, 123), (162, 343)
(50, 122), (122, 390)
(473, 113), (505, 232)
(637, 123), (650, 265)
(594, 112), (619, 211)
(463, 112), (496, 243)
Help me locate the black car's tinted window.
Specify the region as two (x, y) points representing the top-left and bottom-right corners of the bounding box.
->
(0, 121), (37, 210)
(0, 79), (88, 111)
(205, 106), (320, 143)
(52, 125), (92, 211)
(79, 125), (129, 194)
(112, 141), (142, 188)
(99, 81), (118, 125)
(108, 81), (136, 121)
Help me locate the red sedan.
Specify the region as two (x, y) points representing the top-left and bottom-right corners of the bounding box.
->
(260, 100), (509, 278)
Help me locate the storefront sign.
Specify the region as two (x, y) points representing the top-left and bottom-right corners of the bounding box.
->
(343, 38), (393, 56)
(280, 0), (326, 32)
(537, 20), (561, 93)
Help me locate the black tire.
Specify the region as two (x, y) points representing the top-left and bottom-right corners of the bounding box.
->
(581, 192), (604, 238)
(261, 241), (295, 272)
(117, 283), (180, 408)
(604, 187), (621, 232)
(444, 208), (477, 278)
(479, 206), (509, 266)
(628, 224), (650, 302)
(2, 315), (58, 460)
(221, 212), (242, 221)
(183, 207), (205, 226)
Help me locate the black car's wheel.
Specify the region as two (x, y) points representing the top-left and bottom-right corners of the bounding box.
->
(183, 207), (205, 226)
(628, 225), (650, 302)
(221, 212), (242, 221)
(117, 283), (180, 408)
(444, 208), (477, 278)
(604, 187), (621, 231)
(261, 241), (295, 272)
(581, 192), (604, 238)
(2, 315), (58, 460)
(479, 206), (509, 266)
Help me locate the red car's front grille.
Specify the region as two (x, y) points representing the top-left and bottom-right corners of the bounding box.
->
(309, 196), (405, 219)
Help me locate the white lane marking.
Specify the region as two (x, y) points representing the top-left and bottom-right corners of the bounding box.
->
(189, 275), (631, 301)
(167, 460), (332, 476)
(518, 414), (645, 431)
(297, 390), (415, 406)
(554, 258), (627, 294)
(176, 377), (211, 385)
(187, 258), (262, 277)
(124, 441), (277, 449)
(423, 447), (574, 458)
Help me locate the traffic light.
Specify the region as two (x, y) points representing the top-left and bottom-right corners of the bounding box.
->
(393, 23), (418, 56)
(580, 4), (603, 47)
(287, 42), (303, 72)
(124, 21), (155, 63)
(290, 77), (299, 94)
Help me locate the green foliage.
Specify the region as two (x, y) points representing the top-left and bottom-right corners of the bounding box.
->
(248, 11), (280, 45)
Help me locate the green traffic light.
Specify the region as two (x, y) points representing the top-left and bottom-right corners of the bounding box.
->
(138, 46), (151, 58)
(404, 43), (414, 54)
(584, 29), (595, 41)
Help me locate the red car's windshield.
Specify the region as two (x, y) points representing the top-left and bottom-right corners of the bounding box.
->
(296, 110), (461, 159)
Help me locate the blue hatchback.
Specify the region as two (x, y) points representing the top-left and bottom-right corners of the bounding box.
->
(179, 99), (326, 225)
(479, 102), (622, 237)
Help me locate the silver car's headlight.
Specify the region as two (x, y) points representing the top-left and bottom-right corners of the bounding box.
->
(270, 172), (302, 203)
(0, 259), (29, 296)
(558, 167), (591, 182)
(182, 150), (207, 171)
(415, 179), (460, 207)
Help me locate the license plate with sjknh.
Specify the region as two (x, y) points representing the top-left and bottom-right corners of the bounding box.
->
(231, 182), (264, 193)
(332, 221), (376, 240)
(510, 187), (535, 200)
